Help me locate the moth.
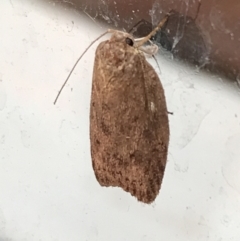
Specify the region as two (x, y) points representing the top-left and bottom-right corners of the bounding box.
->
(54, 13), (170, 204)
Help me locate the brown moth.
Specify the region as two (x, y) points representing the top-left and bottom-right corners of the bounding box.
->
(54, 14), (170, 204)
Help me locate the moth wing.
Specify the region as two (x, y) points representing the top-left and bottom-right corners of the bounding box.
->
(90, 40), (169, 204)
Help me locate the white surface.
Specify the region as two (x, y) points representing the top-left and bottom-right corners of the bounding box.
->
(1, 1), (240, 240)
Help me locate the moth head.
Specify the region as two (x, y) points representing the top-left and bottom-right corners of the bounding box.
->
(110, 31), (135, 47)
(109, 31), (158, 56)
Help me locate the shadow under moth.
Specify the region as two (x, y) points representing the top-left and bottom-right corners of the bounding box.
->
(54, 13), (170, 204)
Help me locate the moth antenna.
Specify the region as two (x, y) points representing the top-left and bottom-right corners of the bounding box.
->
(53, 30), (110, 105)
(136, 12), (171, 48)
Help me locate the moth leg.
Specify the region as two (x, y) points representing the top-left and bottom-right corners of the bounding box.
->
(136, 40), (161, 73)
(139, 44), (159, 56)
(134, 37), (159, 56)
(127, 19), (151, 34)
(152, 55), (161, 74)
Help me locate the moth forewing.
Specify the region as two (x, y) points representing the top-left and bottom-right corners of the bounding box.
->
(90, 29), (169, 204)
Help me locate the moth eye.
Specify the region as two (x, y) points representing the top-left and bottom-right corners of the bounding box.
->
(125, 37), (134, 46)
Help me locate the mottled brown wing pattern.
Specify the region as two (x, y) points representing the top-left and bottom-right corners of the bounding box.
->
(90, 32), (169, 204)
